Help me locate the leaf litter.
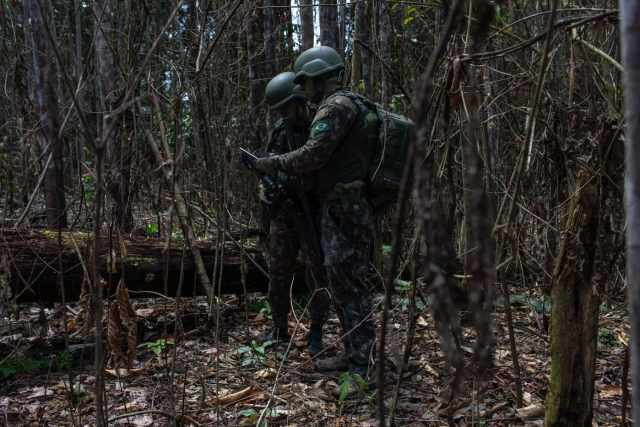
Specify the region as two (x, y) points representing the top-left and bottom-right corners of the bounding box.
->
(0, 290), (630, 425)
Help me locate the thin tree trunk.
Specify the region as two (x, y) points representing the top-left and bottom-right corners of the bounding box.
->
(263, 0), (276, 79)
(377, 0), (391, 105)
(27, 0), (67, 229)
(300, 0), (314, 50)
(319, 0), (338, 51)
(620, 1), (640, 422)
(544, 169), (600, 426)
(246, 3), (265, 150)
(351, 0), (371, 95)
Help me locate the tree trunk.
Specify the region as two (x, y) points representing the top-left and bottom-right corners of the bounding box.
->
(620, 1), (640, 422)
(377, 0), (391, 105)
(26, 0), (67, 229)
(544, 169), (600, 426)
(351, 0), (371, 96)
(319, 0), (338, 52)
(300, 0), (314, 50)
(263, 0), (276, 79)
(94, 0), (134, 232)
(246, 3), (265, 150)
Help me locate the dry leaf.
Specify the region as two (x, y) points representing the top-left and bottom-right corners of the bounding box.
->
(517, 404), (545, 419)
(108, 280), (137, 369)
(105, 368), (144, 377)
(416, 316), (429, 327)
(255, 368), (275, 379)
(209, 386), (256, 405)
(599, 384), (622, 399)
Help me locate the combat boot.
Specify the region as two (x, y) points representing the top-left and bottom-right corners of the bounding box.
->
(313, 354), (349, 372)
(307, 324), (323, 356)
(259, 315), (290, 343)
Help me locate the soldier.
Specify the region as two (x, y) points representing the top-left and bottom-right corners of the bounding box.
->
(259, 71), (330, 355)
(254, 47), (379, 379)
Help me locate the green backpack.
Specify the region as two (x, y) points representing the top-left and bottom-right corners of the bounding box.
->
(368, 107), (413, 209)
(336, 91), (413, 210)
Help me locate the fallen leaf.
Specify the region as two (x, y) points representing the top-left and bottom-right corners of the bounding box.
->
(255, 368), (275, 379)
(517, 404), (545, 419)
(209, 386), (256, 405)
(23, 386), (56, 400)
(416, 316), (429, 327)
(202, 347), (218, 355)
(105, 368), (144, 377)
(599, 384), (622, 399)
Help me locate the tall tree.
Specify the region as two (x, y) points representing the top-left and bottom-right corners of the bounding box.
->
(26, 0), (67, 229)
(319, 0), (339, 52)
(620, 0), (640, 422)
(246, 3), (266, 149)
(377, 0), (391, 104)
(300, 0), (314, 50)
(351, 0), (371, 96)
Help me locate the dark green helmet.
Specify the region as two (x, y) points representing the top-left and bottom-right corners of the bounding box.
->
(265, 72), (305, 109)
(293, 46), (344, 84)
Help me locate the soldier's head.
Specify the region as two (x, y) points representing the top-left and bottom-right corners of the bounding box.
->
(293, 46), (344, 103)
(265, 71), (309, 124)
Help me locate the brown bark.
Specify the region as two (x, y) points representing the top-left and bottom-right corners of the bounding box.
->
(544, 169), (600, 426)
(300, 0), (314, 50)
(319, 0), (339, 51)
(377, 0), (391, 104)
(246, 3), (265, 149)
(26, 0), (67, 229)
(351, 0), (371, 96)
(94, 0), (134, 232)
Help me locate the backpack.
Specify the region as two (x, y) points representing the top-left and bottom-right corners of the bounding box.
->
(368, 107), (413, 209)
(333, 91), (413, 209)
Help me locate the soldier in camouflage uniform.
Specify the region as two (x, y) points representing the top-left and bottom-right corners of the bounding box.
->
(260, 72), (330, 355)
(255, 48), (378, 378)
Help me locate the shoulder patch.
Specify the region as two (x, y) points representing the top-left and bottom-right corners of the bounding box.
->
(310, 120), (332, 138)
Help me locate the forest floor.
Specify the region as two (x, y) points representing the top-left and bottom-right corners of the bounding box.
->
(0, 285), (629, 426)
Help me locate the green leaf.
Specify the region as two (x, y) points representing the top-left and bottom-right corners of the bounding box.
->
(238, 408), (258, 419)
(338, 379), (350, 403)
(394, 279), (411, 291)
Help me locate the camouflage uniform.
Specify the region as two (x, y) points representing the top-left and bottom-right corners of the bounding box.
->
(273, 90), (377, 370)
(263, 119), (330, 338)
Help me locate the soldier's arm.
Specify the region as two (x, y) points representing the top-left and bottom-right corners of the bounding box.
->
(273, 96), (357, 174)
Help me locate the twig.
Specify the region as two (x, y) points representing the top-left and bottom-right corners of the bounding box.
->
(107, 410), (176, 424)
(195, 0), (246, 75)
(380, 2), (463, 425)
(14, 152), (53, 228)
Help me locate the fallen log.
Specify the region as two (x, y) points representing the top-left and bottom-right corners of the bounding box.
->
(0, 228), (270, 303)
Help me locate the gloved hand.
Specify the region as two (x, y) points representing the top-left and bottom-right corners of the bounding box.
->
(254, 156), (279, 175)
(259, 176), (286, 205)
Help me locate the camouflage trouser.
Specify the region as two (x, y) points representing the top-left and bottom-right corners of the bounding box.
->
(320, 181), (376, 368)
(267, 200), (330, 330)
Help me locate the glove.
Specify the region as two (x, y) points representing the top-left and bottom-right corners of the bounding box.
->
(254, 156), (279, 175)
(259, 176), (286, 205)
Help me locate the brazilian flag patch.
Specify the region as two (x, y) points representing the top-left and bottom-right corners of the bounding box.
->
(311, 120), (331, 138)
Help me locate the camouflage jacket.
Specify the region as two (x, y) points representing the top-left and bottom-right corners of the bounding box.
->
(273, 89), (377, 197)
(264, 117), (310, 155)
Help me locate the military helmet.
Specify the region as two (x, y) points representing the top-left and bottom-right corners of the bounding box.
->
(265, 71), (306, 109)
(293, 46), (344, 84)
